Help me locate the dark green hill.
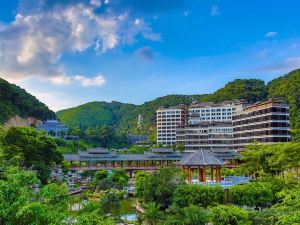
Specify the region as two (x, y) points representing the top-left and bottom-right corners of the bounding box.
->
(0, 78), (55, 123)
(204, 79), (268, 103)
(268, 69), (300, 140)
(56, 101), (136, 130)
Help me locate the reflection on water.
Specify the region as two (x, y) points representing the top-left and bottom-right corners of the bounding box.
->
(121, 213), (137, 222)
(69, 196), (138, 221)
(117, 198), (138, 222)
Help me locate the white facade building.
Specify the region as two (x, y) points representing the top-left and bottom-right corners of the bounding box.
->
(188, 101), (239, 124)
(156, 105), (187, 146)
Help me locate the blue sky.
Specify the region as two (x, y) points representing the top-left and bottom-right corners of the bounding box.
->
(1, 0), (300, 111)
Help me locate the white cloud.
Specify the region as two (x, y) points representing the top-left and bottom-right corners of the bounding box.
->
(211, 5), (219, 16)
(74, 75), (105, 87)
(90, 0), (101, 7)
(265, 31), (278, 38)
(0, 1), (160, 85)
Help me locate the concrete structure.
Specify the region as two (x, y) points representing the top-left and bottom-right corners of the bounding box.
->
(128, 134), (149, 144)
(188, 101), (240, 124)
(37, 119), (69, 137)
(176, 122), (234, 151)
(156, 104), (187, 145)
(233, 98), (291, 149)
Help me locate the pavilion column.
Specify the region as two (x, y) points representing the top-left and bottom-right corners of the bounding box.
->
(112, 161), (115, 168)
(182, 166), (186, 174)
(188, 166), (192, 183)
(210, 166), (214, 181)
(197, 166), (201, 182)
(202, 166), (206, 182)
(217, 166), (221, 182)
(120, 161), (123, 167)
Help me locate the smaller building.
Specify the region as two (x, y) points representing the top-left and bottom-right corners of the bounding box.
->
(37, 119), (69, 137)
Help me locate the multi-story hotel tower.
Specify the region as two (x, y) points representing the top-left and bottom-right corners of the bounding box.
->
(156, 98), (290, 150)
(233, 98), (291, 149)
(156, 104), (187, 146)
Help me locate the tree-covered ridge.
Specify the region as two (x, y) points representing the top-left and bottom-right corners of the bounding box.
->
(56, 101), (136, 130)
(204, 79), (268, 103)
(268, 69), (300, 140)
(0, 78), (56, 123)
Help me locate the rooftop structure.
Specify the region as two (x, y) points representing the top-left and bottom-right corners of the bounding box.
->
(177, 150), (224, 183)
(177, 149), (224, 166)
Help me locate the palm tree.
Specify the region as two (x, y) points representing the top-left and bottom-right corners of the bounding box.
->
(142, 202), (164, 225)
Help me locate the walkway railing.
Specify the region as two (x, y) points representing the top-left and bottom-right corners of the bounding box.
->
(191, 176), (251, 188)
(71, 165), (160, 171)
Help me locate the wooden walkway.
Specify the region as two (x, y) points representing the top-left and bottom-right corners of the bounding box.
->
(71, 165), (160, 171)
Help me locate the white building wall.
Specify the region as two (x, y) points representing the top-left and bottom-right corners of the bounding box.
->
(156, 107), (186, 146)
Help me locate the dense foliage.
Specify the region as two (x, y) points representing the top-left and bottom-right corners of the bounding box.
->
(0, 78), (55, 124)
(56, 101), (136, 130)
(204, 79), (268, 103)
(240, 142), (300, 176)
(173, 184), (224, 208)
(135, 168), (185, 207)
(0, 127), (63, 183)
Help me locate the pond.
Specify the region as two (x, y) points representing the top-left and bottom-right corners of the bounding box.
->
(69, 195), (138, 222)
(117, 198), (138, 222)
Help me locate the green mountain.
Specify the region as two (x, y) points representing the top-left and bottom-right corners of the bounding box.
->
(204, 79), (268, 103)
(0, 78), (56, 124)
(57, 78), (269, 136)
(56, 101), (136, 130)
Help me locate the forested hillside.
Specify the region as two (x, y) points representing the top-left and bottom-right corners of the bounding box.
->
(204, 79), (268, 103)
(57, 78), (270, 136)
(0, 78), (56, 124)
(56, 101), (136, 130)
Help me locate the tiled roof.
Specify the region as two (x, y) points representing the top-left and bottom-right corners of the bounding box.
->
(145, 151), (182, 158)
(151, 148), (174, 153)
(177, 150), (224, 166)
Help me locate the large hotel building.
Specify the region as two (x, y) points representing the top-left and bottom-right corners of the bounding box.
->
(233, 98), (291, 148)
(156, 99), (290, 150)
